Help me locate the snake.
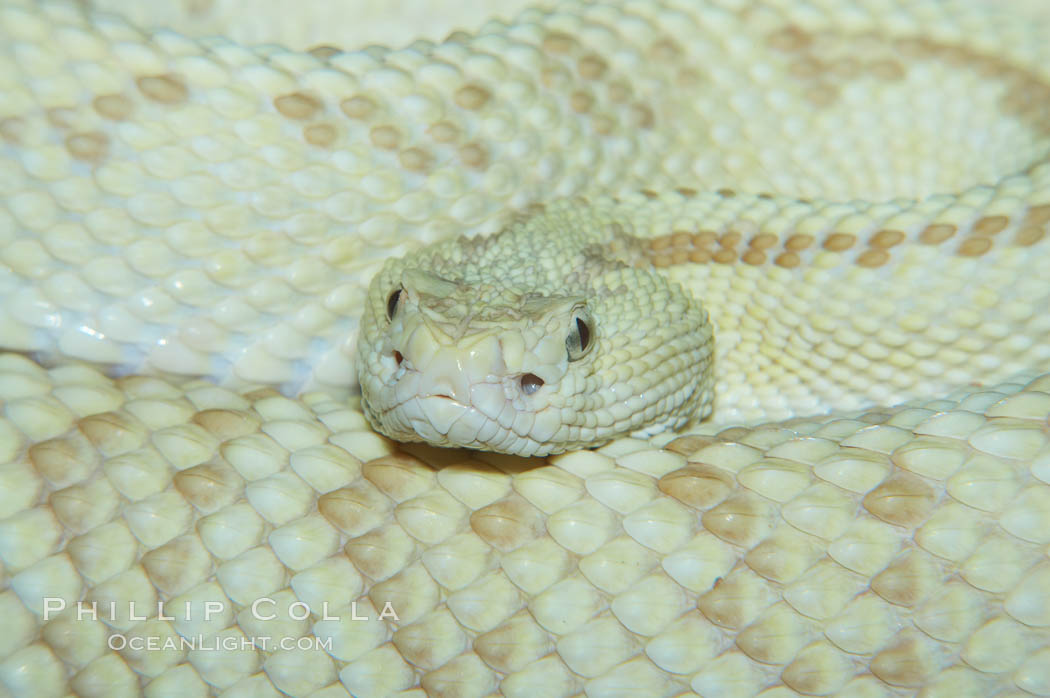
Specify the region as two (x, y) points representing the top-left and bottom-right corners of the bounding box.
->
(1, 0), (1050, 695)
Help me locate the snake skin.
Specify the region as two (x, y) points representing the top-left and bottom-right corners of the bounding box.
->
(2, 0), (1050, 696)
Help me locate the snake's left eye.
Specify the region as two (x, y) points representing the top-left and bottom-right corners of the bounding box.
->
(566, 309), (593, 361)
(387, 288), (402, 320)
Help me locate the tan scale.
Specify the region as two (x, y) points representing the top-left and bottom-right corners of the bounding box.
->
(2, 0), (1050, 695)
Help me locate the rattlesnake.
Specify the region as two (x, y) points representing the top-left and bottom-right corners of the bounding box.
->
(1, 0), (1050, 695)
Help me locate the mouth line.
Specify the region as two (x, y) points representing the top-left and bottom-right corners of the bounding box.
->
(381, 392), (471, 415)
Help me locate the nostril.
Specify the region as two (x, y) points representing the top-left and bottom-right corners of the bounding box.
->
(393, 350), (403, 366)
(520, 373), (544, 395)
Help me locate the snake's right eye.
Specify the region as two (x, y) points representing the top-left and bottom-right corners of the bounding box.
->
(566, 308), (594, 361)
(387, 288), (402, 320)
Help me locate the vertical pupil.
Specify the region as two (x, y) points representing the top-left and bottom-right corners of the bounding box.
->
(576, 317), (589, 350)
(387, 289), (402, 319)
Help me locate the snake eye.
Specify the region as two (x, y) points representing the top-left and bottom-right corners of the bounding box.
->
(520, 373), (544, 395)
(566, 310), (593, 361)
(386, 288), (402, 320)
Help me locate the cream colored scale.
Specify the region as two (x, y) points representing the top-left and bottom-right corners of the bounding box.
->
(0, 0), (1049, 695)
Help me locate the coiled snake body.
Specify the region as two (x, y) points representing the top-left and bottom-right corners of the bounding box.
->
(1, 0), (1050, 695)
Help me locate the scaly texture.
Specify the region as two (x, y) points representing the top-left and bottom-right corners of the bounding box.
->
(1, 356), (1050, 696)
(1, 0), (1050, 696)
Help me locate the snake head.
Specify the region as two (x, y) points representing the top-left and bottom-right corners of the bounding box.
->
(357, 263), (604, 455)
(358, 247), (713, 455)
(356, 206), (715, 456)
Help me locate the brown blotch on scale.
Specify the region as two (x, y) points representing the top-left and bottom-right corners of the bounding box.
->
(870, 60), (906, 81)
(689, 249), (712, 263)
(78, 411), (146, 456)
(957, 236), (992, 257)
(782, 649), (843, 695)
(831, 58), (864, 80)
(870, 229), (905, 248)
(698, 573), (766, 629)
(427, 121), (459, 143)
(663, 435), (718, 456)
(370, 125), (401, 150)
(650, 236), (672, 251)
(1022, 204), (1050, 227)
(822, 233), (856, 251)
(862, 472), (935, 528)
(474, 617), (553, 673)
(193, 409), (260, 440)
(274, 92), (321, 120)
(639, 189), (658, 200)
(716, 188), (736, 198)
(29, 434), (100, 485)
(719, 231), (742, 248)
(340, 95), (377, 120)
(1015, 226), (1045, 246)
(141, 535), (210, 596)
(398, 147), (432, 172)
(628, 104), (655, 129)
(362, 453), (436, 501)
(0, 117), (25, 143)
(651, 255), (673, 268)
(702, 493), (775, 548)
(671, 250), (690, 265)
(591, 114), (616, 135)
(742, 250), (766, 266)
(542, 32), (576, 54)
(871, 551), (939, 607)
(93, 94), (133, 121)
(671, 231), (692, 247)
(650, 38), (682, 62)
(136, 74), (188, 105)
(242, 386), (282, 402)
(318, 483), (391, 536)
(920, 223), (956, 244)
(458, 142), (488, 169)
(784, 234), (813, 250)
(173, 462), (243, 513)
(676, 67), (704, 87)
(894, 38), (931, 59)
(307, 45), (341, 60)
(805, 83), (839, 106)
(577, 54), (608, 80)
(676, 187), (697, 197)
(871, 632), (939, 687)
(570, 91), (594, 113)
(973, 215), (1009, 235)
(713, 249), (738, 264)
(857, 248), (889, 268)
(767, 26), (812, 52)
(453, 85), (490, 111)
(66, 131), (109, 162)
(774, 251), (800, 268)
(303, 124), (337, 147)
(749, 233), (777, 250)
(607, 81), (632, 104)
(659, 461), (734, 505)
(470, 497), (545, 552)
(344, 527), (411, 581)
(979, 57), (1014, 80)
(789, 57), (822, 79)
(694, 231), (718, 247)
(185, 0), (215, 13)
